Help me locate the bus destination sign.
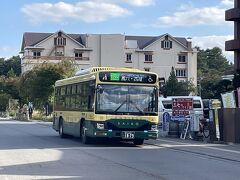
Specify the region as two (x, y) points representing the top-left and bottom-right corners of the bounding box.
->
(99, 72), (157, 84)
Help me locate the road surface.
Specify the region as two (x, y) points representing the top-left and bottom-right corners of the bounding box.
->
(0, 119), (240, 180)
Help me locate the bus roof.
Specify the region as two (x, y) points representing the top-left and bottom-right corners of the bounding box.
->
(75, 67), (148, 76)
(55, 67), (158, 87)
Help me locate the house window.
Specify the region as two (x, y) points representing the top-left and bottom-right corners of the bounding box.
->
(54, 37), (66, 46)
(176, 69), (187, 77)
(145, 54), (152, 62)
(178, 55), (187, 63)
(33, 51), (41, 59)
(126, 53), (132, 62)
(144, 68), (150, 72)
(75, 52), (83, 60)
(161, 40), (172, 49)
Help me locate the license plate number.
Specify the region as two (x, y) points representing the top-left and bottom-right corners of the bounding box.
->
(122, 131), (135, 139)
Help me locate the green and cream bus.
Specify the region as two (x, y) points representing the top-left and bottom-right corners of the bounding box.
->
(53, 67), (159, 145)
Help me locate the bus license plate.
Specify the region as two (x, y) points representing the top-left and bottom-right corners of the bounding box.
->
(122, 131), (135, 139)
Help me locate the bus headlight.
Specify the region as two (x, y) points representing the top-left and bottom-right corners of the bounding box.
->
(151, 125), (158, 131)
(96, 123), (105, 130)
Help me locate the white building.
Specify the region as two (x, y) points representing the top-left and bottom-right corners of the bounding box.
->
(20, 30), (198, 86)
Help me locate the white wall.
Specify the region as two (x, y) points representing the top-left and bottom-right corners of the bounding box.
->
(100, 34), (125, 67)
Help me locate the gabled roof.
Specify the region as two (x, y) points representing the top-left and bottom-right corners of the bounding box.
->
(21, 32), (87, 51)
(125, 34), (188, 49)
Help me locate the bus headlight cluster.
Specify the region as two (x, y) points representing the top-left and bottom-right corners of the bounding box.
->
(96, 123), (105, 130)
(151, 125), (158, 131)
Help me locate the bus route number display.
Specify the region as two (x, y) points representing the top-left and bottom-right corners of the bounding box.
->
(99, 72), (157, 84)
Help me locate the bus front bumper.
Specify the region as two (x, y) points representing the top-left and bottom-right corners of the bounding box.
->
(90, 130), (158, 140)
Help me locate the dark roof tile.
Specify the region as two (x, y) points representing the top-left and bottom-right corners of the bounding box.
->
(125, 35), (188, 49)
(22, 32), (85, 49)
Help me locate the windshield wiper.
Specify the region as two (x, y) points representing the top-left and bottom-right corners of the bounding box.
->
(129, 101), (145, 115)
(114, 100), (127, 112)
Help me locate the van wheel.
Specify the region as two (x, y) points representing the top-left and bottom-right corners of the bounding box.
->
(81, 121), (91, 144)
(133, 139), (144, 145)
(59, 119), (67, 138)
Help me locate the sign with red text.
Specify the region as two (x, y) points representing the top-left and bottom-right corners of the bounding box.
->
(172, 98), (193, 117)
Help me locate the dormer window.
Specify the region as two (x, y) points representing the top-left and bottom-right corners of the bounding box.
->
(161, 35), (172, 49)
(54, 37), (66, 46)
(161, 40), (172, 49)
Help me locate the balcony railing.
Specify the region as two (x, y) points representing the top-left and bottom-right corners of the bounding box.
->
(225, 8), (240, 21)
(23, 56), (90, 61)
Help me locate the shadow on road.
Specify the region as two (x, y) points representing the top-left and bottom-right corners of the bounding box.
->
(0, 121), (151, 180)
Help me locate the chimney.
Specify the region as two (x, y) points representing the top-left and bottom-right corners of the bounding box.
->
(187, 37), (192, 51)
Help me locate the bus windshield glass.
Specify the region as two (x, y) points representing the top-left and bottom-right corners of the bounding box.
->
(96, 85), (157, 115)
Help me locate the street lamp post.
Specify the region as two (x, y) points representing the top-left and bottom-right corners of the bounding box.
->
(198, 77), (203, 97)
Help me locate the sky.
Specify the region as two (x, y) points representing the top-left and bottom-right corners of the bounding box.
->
(0, 0), (235, 62)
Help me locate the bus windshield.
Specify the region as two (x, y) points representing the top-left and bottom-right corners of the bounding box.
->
(96, 85), (157, 115)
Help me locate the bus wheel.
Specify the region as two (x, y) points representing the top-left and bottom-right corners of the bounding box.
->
(133, 139), (144, 145)
(59, 119), (67, 138)
(81, 121), (91, 144)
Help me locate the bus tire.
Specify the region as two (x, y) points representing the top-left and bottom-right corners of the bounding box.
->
(59, 119), (67, 138)
(81, 121), (91, 144)
(133, 139), (144, 145)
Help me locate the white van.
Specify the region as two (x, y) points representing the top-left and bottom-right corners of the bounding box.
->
(158, 96), (204, 125)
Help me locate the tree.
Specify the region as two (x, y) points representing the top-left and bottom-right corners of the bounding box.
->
(197, 47), (234, 99)
(165, 67), (196, 96)
(18, 60), (75, 108)
(0, 56), (21, 76)
(165, 67), (178, 96)
(0, 93), (11, 111)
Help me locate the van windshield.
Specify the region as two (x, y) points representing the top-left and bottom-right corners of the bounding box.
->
(193, 100), (202, 108)
(162, 101), (172, 109)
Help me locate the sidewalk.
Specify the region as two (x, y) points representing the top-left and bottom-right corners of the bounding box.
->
(146, 133), (240, 162)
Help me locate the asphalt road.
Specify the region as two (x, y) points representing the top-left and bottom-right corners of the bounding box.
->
(0, 119), (240, 180)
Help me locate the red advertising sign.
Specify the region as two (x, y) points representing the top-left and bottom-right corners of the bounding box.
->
(237, 88), (240, 108)
(172, 98), (193, 117)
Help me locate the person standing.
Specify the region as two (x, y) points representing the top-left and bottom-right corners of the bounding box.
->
(28, 107), (33, 119)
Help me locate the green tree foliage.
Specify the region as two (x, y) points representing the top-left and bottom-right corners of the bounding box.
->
(165, 67), (178, 96)
(19, 61), (75, 107)
(0, 93), (11, 111)
(197, 47), (234, 99)
(0, 76), (20, 100)
(0, 56), (21, 76)
(165, 67), (196, 96)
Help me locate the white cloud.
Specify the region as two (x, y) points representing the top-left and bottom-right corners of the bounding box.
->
(221, 0), (234, 8)
(154, 7), (227, 27)
(153, 0), (233, 27)
(192, 35), (234, 62)
(21, 1), (131, 24)
(94, 0), (155, 6)
(122, 0), (155, 6)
